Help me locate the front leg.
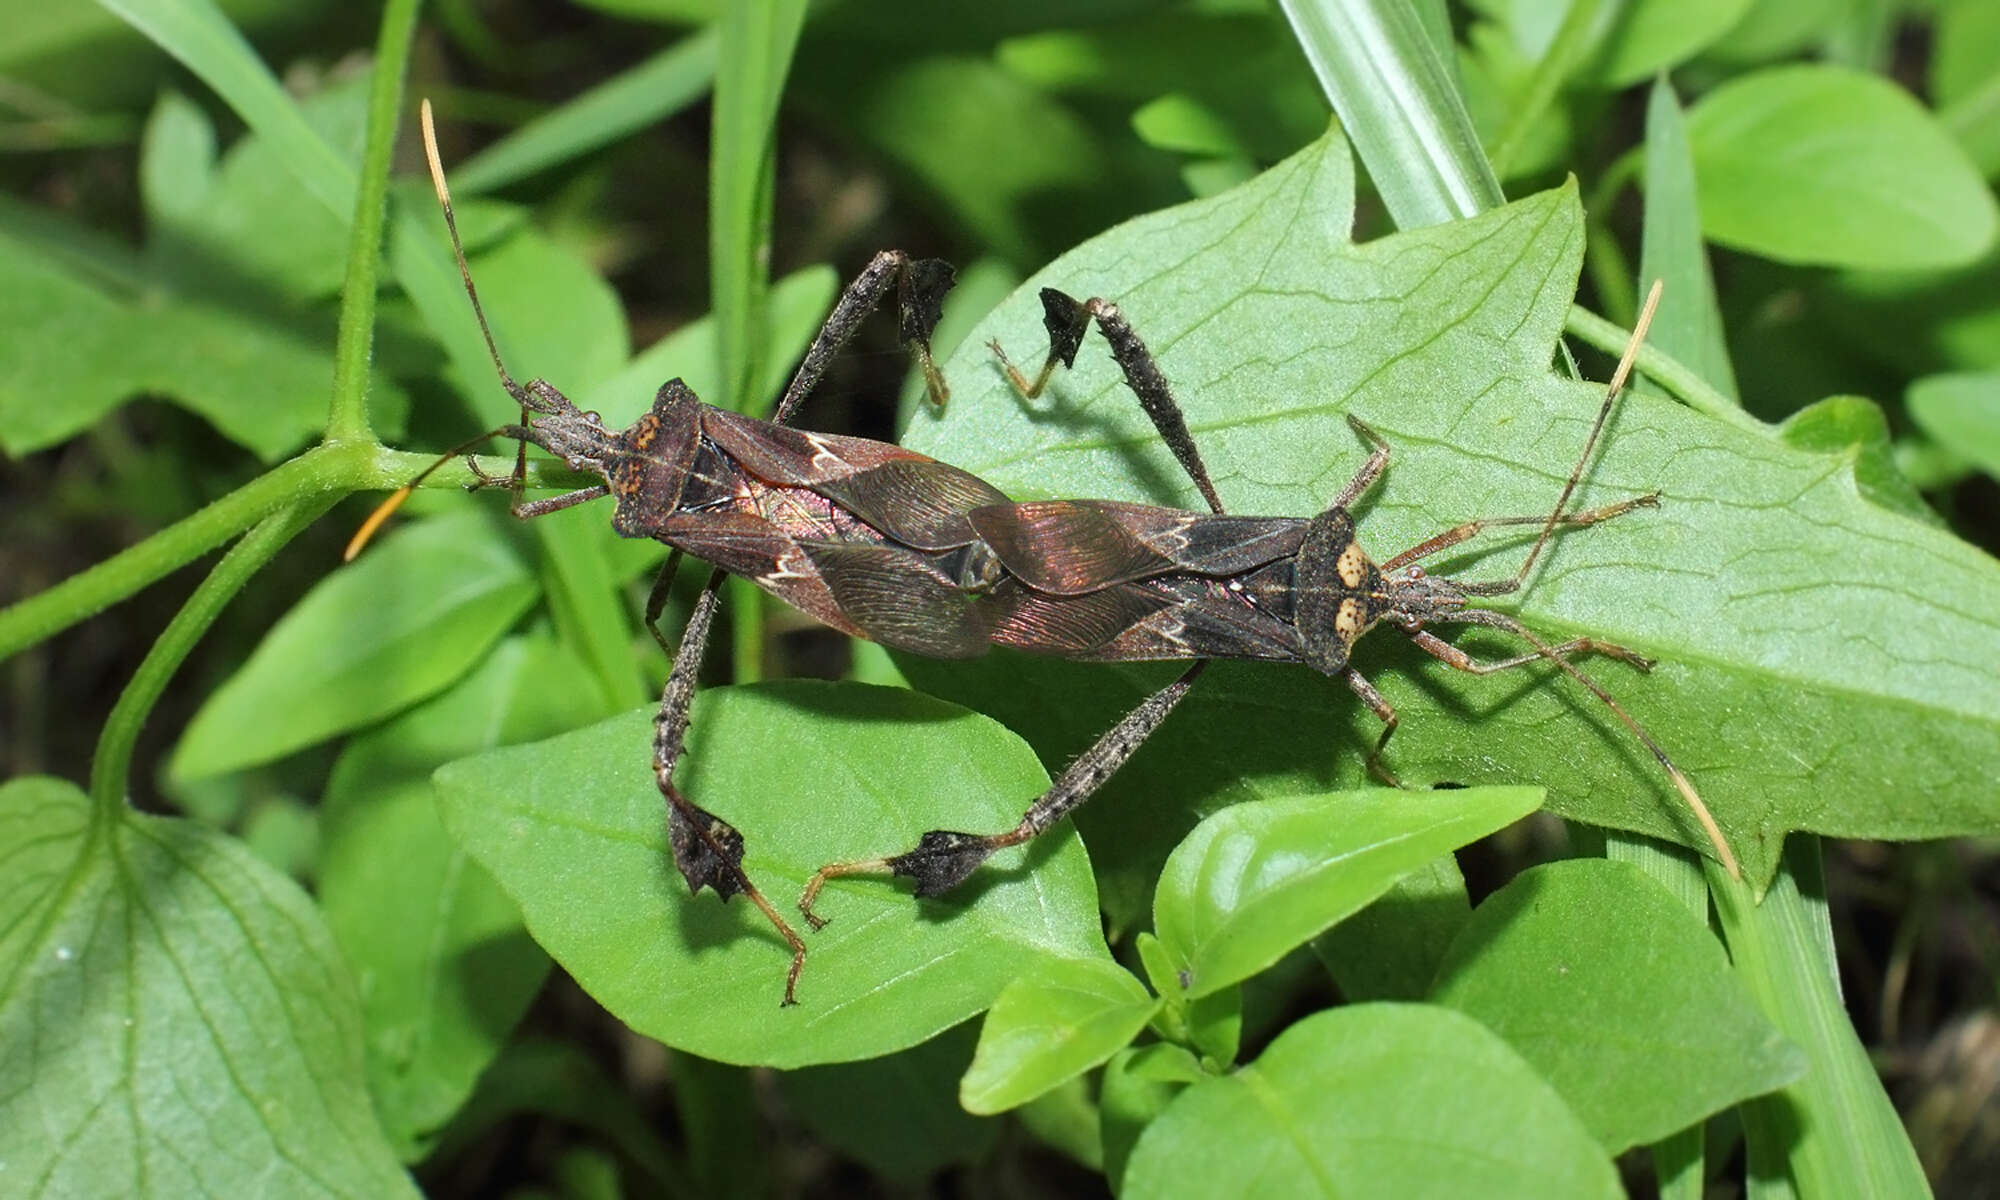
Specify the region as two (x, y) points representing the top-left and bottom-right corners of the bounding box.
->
(799, 661), (1208, 925)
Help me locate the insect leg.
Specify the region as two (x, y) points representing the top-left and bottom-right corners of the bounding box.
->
(1379, 494), (1659, 576)
(650, 556), (812, 1004)
(771, 250), (957, 424)
(1343, 668), (1403, 786)
(798, 661), (1209, 926)
(991, 289), (1226, 514)
(1407, 613), (1739, 878)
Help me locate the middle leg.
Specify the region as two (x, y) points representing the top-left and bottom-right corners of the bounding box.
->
(799, 660), (1210, 926)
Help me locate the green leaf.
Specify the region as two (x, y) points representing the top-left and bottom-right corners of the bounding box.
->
(1778, 394), (1938, 523)
(0, 778), (412, 1196)
(319, 637), (599, 1158)
(1687, 64), (2000, 270)
(1312, 852), (1471, 1001)
(1431, 859), (1805, 1153)
(171, 510), (538, 780)
(0, 221), (362, 459)
(960, 957), (1160, 1115)
(1276, 0), (1503, 227)
(444, 220), (632, 427)
(0, 70), (422, 458)
(1719, 840), (1932, 1195)
(453, 28), (720, 195)
(1640, 78), (1739, 403)
(1100, 1043), (1204, 1192)
(1151, 787), (1542, 999)
(431, 682), (1106, 1067)
(1121, 1004), (1619, 1198)
(899, 126), (2000, 893)
(1908, 370), (2000, 478)
(778, 1023), (999, 1182)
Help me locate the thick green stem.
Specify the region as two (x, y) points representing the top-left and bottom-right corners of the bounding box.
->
(88, 501), (332, 817)
(1564, 305), (1765, 434)
(326, 0), (423, 444)
(0, 446), (577, 663)
(1488, 0), (1600, 179)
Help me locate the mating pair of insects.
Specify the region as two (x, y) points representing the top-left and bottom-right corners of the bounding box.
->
(362, 104), (1738, 1005)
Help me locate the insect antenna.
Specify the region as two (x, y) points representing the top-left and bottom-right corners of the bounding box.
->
(1439, 609), (1740, 879)
(1512, 279), (1663, 588)
(346, 99), (546, 561)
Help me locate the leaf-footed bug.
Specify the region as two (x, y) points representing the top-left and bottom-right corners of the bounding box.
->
(362, 101), (1738, 1004)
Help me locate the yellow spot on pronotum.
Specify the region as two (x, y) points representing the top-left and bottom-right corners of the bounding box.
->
(1336, 541), (1368, 588)
(1335, 597), (1364, 641)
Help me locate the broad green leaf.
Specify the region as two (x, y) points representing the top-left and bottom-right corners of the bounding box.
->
(0, 778), (411, 1196)
(1687, 65), (1999, 270)
(960, 957), (1160, 1114)
(1312, 852), (1470, 1001)
(1100, 1043), (1204, 1193)
(171, 510), (537, 780)
(319, 637), (599, 1158)
(0, 223), (373, 459)
(996, 14), (1323, 164)
(143, 72), (367, 302)
(1431, 859), (1805, 1153)
(901, 126), (2000, 895)
(444, 221), (631, 428)
(1778, 394), (1937, 523)
(1705, 0), (1844, 61)
(779, 1023), (999, 1181)
(1151, 787), (1541, 999)
(0, 72), (417, 458)
(431, 682), (1106, 1067)
(1121, 1004), (1619, 1198)
(1908, 371), (2000, 478)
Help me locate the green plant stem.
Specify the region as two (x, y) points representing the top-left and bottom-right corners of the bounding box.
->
(0, 446), (575, 663)
(711, 0), (804, 684)
(88, 500), (331, 817)
(1564, 304), (1765, 434)
(1712, 839), (1931, 1195)
(326, 0), (422, 444)
(1487, 0), (1599, 179)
